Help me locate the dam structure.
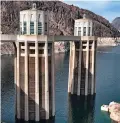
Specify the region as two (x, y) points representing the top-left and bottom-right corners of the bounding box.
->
(1, 4), (97, 122)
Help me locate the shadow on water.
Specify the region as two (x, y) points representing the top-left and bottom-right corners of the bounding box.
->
(1, 54), (95, 123)
(1, 55), (15, 123)
(15, 87), (55, 123)
(2, 46), (120, 123)
(68, 94), (96, 123)
(54, 53), (66, 71)
(1, 55), (55, 123)
(15, 53), (68, 123)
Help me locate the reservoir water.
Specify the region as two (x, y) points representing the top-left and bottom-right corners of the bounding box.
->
(1, 46), (120, 123)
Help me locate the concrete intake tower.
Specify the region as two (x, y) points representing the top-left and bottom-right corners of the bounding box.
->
(0, 4), (98, 122)
(15, 3), (55, 121)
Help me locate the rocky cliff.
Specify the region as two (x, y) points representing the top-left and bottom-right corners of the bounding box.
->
(1, 1), (120, 37)
(112, 17), (120, 32)
(1, 1), (120, 54)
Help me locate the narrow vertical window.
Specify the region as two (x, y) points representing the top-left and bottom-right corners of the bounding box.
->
(38, 22), (42, 35)
(45, 22), (47, 32)
(78, 27), (81, 36)
(39, 14), (40, 19)
(83, 27), (86, 36)
(88, 27), (91, 36)
(20, 22), (22, 34)
(23, 22), (27, 34)
(38, 14), (41, 22)
(30, 22), (34, 34)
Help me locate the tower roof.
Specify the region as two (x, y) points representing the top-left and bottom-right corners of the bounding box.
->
(83, 14), (87, 19)
(75, 14), (92, 22)
(32, 3), (37, 10)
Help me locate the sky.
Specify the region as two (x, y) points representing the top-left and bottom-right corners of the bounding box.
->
(64, 1), (120, 22)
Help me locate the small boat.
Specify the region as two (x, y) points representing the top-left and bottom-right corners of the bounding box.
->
(101, 105), (109, 112)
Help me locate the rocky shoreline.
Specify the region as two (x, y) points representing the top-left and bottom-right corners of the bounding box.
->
(97, 37), (120, 47)
(109, 102), (120, 123)
(101, 102), (120, 123)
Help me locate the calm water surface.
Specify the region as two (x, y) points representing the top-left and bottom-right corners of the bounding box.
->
(1, 46), (120, 123)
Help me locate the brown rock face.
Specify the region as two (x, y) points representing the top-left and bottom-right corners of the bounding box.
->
(1, 1), (120, 37)
(112, 17), (120, 31)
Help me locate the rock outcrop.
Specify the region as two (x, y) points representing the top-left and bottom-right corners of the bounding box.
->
(109, 102), (120, 123)
(1, 1), (120, 54)
(1, 42), (15, 55)
(1, 1), (120, 37)
(97, 37), (120, 46)
(112, 17), (120, 32)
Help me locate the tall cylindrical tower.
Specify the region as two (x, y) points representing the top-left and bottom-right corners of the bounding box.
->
(15, 3), (55, 122)
(68, 14), (97, 96)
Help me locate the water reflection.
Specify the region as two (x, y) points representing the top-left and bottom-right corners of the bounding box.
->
(68, 95), (95, 123)
(1, 55), (15, 123)
(2, 46), (120, 123)
(55, 53), (65, 71)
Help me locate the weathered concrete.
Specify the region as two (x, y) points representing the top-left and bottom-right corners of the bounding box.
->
(35, 41), (39, 121)
(68, 36), (97, 96)
(24, 41), (29, 121)
(15, 40), (55, 121)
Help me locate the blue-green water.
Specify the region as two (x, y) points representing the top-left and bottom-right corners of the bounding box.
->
(1, 46), (120, 123)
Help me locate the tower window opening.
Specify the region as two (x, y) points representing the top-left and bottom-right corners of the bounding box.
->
(20, 27), (22, 34)
(82, 41), (87, 44)
(39, 14), (41, 19)
(88, 27), (91, 36)
(89, 40), (93, 44)
(83, 27), (86, 36)
(23, 22), (27, 34)
(82, 46), (86, 49)
(78, 27), (81, 36)
(30, 49), (35, 54)
(20, 22), (22, 34)
(45, 22), (47, 32)
(32, 3), (36, 9)
(38, 22), (42, 35)
(30, 21), (34, 34)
